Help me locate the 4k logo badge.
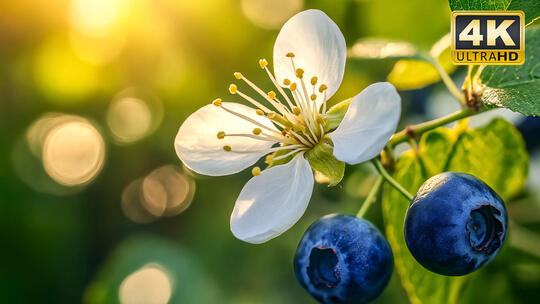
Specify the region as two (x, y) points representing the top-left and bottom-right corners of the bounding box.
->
(451, 11), (525, 65)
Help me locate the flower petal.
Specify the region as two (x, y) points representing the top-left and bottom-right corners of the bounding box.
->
(328, 82), (401, 164)
(230, 154), (314, 243)
(273, 9), (346, 103)
(175, 102), (278, 176)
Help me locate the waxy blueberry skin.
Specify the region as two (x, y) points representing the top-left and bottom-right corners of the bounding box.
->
(404, 172), (507, 276)
(294, 214), (394, 304)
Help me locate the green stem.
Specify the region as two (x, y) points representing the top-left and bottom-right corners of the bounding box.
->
(356, 176), (384, 218)
(389, 108), (486, 146)
(431, 58), (465, 106)
(371, 159), (414, 201)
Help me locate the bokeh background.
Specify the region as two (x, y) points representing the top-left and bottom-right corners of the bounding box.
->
(1, 0), (539, 303)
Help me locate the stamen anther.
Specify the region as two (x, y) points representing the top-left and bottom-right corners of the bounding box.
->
(223, 145), (231, 152)
(217, 131), (225, 139)
(252, 128), (262, 135)
(255, 109), (264, 116)
(251, 167), (261, 176)
(213, 98), (222, 106)
(229, 84), (238, 94)
(292, 107), (301, 115)
(234, 72), (243, 79)
(286, 52), (295, 58)
(259, 59), (268, 69)
(295, 68), (304, 78)
(311, 77), (318, 85)
(283, 79), (291, 86)
(290, 83), (297, 91)
(319, 84), (328, 93)
(310, 94), (317, 101)
(267, 91), (276, 99)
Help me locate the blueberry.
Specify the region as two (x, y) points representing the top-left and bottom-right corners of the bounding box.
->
(294, 214), (394, 304)
(404, 172), (507, 276)
(517, 116), (540, 151)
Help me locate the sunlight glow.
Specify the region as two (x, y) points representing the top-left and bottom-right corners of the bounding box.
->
(121, 165), (195, 223)
(107, 97), (153, 144)
(142, 165), (196, 217)
(119, 264), (173, 304)
(241, 0), (303, 29)
(121, 179), (157, 224)
(42, 120), (105, 186)
(34, 36), (99, 102)
(70, 0), (123, 37)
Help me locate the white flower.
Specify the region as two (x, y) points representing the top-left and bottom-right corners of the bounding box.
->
(175, 9), (401, 244)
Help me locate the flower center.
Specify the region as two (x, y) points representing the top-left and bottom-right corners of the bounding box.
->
(212, 52), (330, 170)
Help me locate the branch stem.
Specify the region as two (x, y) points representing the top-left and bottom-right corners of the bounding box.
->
(371, 159), (414, 201)
(356, 176), (384, 218)
(389, 108), (486, 147)
(431, 58), (465, 106)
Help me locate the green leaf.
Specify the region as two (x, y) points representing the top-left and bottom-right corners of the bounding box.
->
(444, 119), (529, 199)
(382, 118), (528, 304)
(449, 0), (510, 11)
(449, 0), (540, 25)
(305, 141), (345, 186)
(507, 0), (540, 25)
(388, 47), (455, 90)
(480, 26), (540, 116)
(387, 34), (456, 90)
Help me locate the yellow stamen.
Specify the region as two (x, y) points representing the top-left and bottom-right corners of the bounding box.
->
(290, 83), (297, 91)
(319, 84), (328, 93)
(252, 128), (262, 135)
(217, 131), (225, 139)
(255, 109), (264, 116)
(223, 145), (231, 152)
(311, 77), (318, 85)
(229, 84), (237, 94)
(267, 91), (276, 99)
(212, 98), (222, 106)
(283, 79), (291, 86)
(259, 59), (268, 69)
(292, 124), (306, 132)
(234, 72), (243, 80)
(292, 107), (301, 115)
(295, 68), (304, 78)
(310, 94), (317, 101)
(252, 167), (261, 176)
(286, 52), (295, 58)
(267, 111), (292, 127)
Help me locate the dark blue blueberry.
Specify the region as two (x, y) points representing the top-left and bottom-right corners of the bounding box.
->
(294, 214), (394, 304)
(404, 172), (507, 276)
(517, 116), (540, 152)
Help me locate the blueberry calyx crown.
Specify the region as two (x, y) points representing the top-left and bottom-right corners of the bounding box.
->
(307, 246), (341, 289)
(466, 204), (504, 254)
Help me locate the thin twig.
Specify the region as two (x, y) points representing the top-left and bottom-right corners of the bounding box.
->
(356, 176), (384, 218)
(371, 158), (414, 201)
